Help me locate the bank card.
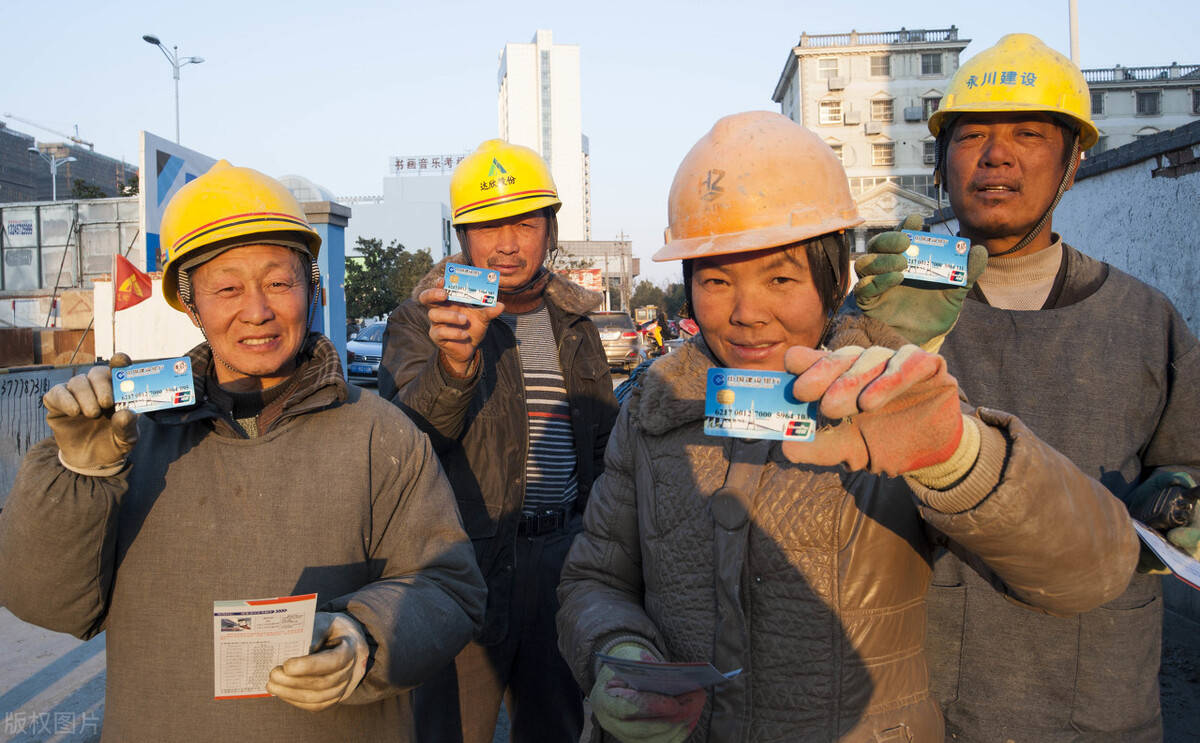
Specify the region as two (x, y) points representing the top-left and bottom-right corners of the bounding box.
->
(111, 357), (195, 413)
(595, 653), (742, 696)
(704, 368), (817, 441)
(900, 230), (970, 287)
(444, 262), (499, 306)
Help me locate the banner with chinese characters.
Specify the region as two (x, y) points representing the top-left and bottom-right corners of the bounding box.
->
(391, 153), (470, 175)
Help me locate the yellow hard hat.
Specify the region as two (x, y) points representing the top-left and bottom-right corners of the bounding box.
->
(655, 111), (862, 262)
(160, 160), (321, 312)
(929, 33), (1098, 150)
(450, 139), (561, 225)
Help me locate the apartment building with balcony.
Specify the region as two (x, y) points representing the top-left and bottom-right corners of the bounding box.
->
(1084, 63), (1200, 153)
(772, 27), (969, 248)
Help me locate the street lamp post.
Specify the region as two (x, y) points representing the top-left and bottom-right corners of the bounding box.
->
(142, 34), (204, 144)
(28, 147), (77, 201)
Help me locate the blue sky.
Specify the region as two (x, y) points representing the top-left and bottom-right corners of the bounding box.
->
(4, 0), (1196, 283)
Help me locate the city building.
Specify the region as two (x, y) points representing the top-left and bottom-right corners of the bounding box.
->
(772, 27), (969, 248)
(0, 122), (136, 203)
(340, 154), (460, 260)
(555, 239), (635, 311)
(498, 29), (591, 240)
(1083, 63), (1200, 153)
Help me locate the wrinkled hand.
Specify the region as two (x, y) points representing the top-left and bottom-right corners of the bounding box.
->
(590, 643), (706, 743)
(854, 214), (987, 351)
(419, 282), (504, 378)
(781, 345), (964, 477)
(43, 353), (138, 476)
(268, 612), (369, 712)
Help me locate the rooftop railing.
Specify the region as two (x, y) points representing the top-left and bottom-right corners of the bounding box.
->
(1083, 64), (1200, 83)
(797, 27), (960, 49)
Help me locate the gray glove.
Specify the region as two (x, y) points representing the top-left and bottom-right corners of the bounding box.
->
(853, 214), (988, 352)
(43, 353), (138, 476)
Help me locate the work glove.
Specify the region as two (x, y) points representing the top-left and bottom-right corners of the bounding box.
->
(268, 612), (370, 711)
(853, 215), (988, 352)
(43, 353), (138, 476)
(782, 345), (974, 481)
(590, 642), (706, 743)
(1129, 471), (1200, 571)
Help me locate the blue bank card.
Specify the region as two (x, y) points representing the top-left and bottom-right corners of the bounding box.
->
(900, 230), (970, 287)
(704, 368), (817, 441)
(112, 357), (196, 413)
(444, 262), (499, 307)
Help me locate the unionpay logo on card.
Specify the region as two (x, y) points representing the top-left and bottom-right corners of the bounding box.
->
(112, 357), (196, 414)
(901, 230), (970, 287)
(704, 368), (817, 441)
(444, 263), (499, 307)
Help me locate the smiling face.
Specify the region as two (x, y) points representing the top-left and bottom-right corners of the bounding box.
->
(943, 112), (1076, 257)
(188, 244), (311, 391)
(462, 211), (549, 291)
(691, 244), (826, 371)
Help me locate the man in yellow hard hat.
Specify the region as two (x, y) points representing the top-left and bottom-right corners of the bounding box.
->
(378, 140), (618, 742)
(0, 160), (486, 741)
(851, 34), (1200, 741)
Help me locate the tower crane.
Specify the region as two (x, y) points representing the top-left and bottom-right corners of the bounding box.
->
(3, 112), (95, 150)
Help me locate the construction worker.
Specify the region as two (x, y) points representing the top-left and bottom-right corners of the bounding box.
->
(556, 111), (1138, 742)
(852, 34), (1200, 740)
(0, 161), (486, 741)
(377, 140), (618, 743)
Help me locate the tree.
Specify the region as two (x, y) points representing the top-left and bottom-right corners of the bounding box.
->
(343, 237), (434, 320)
(663, 282), (687, 318)
(121, 176), (140, 196)
(629, 280), (665, 311)
(72, 179), (107, 199)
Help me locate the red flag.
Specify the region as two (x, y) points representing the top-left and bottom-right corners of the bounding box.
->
(115, 254), (152, 310)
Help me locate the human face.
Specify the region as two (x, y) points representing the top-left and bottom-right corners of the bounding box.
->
(463, 212), (548, 290)
(691, 245), (826, 371)
(944, 112), (1076, 257)
(189, 244), (310, 391)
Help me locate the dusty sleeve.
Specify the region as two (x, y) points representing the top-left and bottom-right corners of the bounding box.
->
(377, 299), (479, 446)
(913, 408), (1139, 617)
(556, 404), (665, 691)
(326, 412), (486, 703)
(0, 438), (128, 640)
(1138, 326), (1200, 489)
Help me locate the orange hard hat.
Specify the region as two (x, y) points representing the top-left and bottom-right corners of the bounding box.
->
(655, 111), (862, 262)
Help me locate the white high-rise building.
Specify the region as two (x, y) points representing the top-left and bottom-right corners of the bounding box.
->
(498, 29), (590, 240)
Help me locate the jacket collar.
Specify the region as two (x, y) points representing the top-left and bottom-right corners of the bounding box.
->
(413, 252), (603, 318)
(630, 335), (715, 436)
(152, 333), (348, 430)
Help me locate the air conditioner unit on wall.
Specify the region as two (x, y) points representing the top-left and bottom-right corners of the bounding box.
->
(904, 107), (923, 122)
(864, 121), (882, 135)
(923, 153), (936, 164)
(843, 111), (862, 125)
(827, 77), (847, 91)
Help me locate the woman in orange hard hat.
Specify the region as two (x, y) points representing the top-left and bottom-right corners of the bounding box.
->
(554, 111), (1138, 742)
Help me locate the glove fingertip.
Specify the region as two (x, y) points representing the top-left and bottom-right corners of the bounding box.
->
(110, 352), (133, 369)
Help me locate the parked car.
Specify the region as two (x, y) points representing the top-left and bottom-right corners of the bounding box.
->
(589, 311), (645, 372)
(346, 321), (386, 385)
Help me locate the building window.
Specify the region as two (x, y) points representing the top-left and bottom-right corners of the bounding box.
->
(871, 98), (894, 123)
(830, 144), (843, 163)
(1135, 127), (1159, 140)
(818, 57), (840, 80)
(870, 55), (890, 77)
(922, 96), (941, 121)
(540, 50), (553, 162)
(1136, 90), (1161, 116)
(1192, 89), (1200, 114)
(1091, 91), (1105, 116)
(819, 100), (843, 126)
(923, 140), (937, 165)
(872, 142), (895, 167)
(921, 53), (942, 76)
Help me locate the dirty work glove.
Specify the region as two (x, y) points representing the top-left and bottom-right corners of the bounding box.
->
(1128, 471), (1200, 570)
(268, 612), (370, 711)
(782, 345), (970, 480)
(854, 214), (988, 353)
(43, 353), (138, 476)
(590, 642), (706, 743)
